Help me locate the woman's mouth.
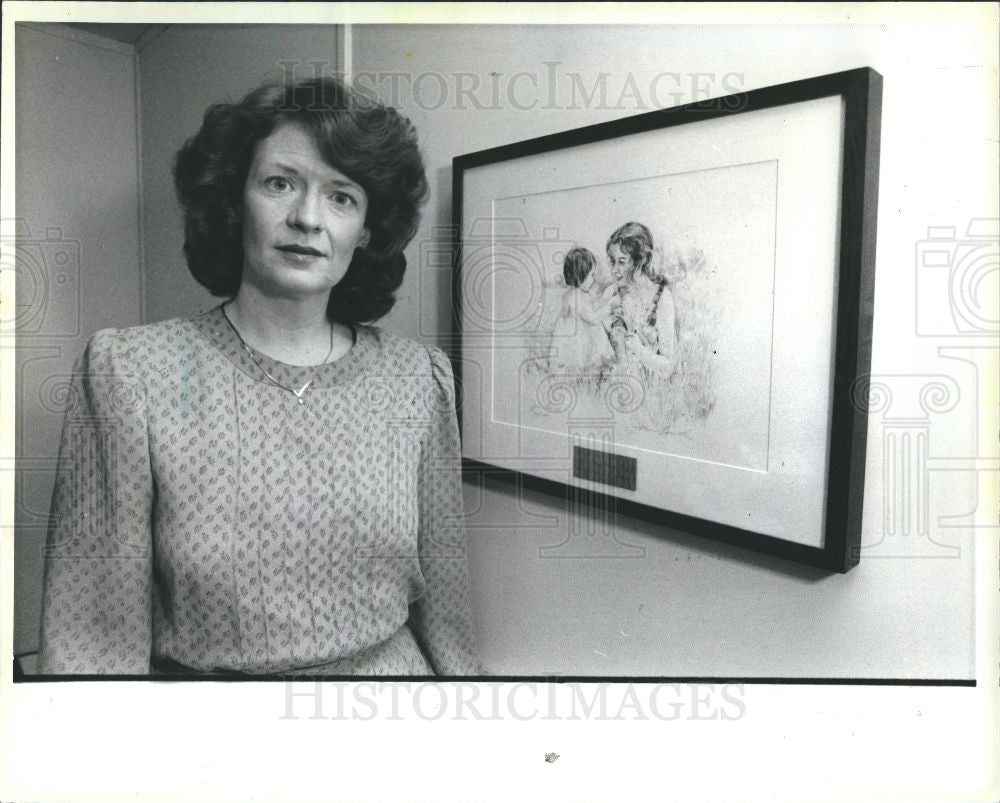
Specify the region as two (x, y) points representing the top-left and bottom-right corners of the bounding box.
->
(276, 244), (324, 259)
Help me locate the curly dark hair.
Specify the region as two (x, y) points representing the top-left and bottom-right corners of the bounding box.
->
(173, 76), (429, 325)
(562, 247), (596, 288)
(606, 221), (655, 283)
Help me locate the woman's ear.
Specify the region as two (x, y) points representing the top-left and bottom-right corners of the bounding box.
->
(358, 228), (371, 249)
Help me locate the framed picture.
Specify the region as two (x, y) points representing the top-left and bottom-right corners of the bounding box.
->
(452, 68), (882, 572)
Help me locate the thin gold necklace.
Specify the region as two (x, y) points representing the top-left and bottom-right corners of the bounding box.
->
(221, 303), (335, 405)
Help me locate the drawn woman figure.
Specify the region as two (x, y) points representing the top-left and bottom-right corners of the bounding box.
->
(604, 222), (683, 430)
(606, 222), (679, 379)
(546, 246), (615, 385)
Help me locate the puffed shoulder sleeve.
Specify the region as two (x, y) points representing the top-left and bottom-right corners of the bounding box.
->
(38, 329), (154, 674)
(408, 346), (481, 675)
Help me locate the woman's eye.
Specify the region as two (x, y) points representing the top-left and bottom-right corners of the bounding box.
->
(264, 176), (292, 192)
(330, 191), (357, 207)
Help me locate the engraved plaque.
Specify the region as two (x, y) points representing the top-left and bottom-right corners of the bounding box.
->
(572, 445), (637, 492)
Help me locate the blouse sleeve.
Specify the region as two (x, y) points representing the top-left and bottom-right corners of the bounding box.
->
(38, 330), (154, 674)
(407, 346), (481, 675)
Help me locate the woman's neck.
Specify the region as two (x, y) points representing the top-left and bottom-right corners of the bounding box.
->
(225, 287), (353, 366)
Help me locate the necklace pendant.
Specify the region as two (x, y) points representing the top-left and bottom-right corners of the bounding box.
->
(219, 306), (330, 404)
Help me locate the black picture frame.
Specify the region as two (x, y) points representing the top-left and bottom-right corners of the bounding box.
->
(451, 67), (882, 573)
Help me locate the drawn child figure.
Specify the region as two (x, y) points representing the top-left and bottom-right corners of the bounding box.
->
(547, 247), (616, 384)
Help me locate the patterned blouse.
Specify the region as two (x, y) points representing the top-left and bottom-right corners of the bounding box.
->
(38, 306), (480, 675)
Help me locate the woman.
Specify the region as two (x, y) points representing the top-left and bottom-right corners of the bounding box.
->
(606, 221), (679, 380)
(38, 76), (479, 676)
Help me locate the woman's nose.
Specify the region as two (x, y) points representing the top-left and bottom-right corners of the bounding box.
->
(287, 190), (322, 232)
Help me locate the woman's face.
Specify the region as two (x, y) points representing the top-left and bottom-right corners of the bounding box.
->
(241, 122), (370, 301)
(608, 243), (634, 282)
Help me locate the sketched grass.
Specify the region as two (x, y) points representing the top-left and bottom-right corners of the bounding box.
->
(671, 247), (718, 422)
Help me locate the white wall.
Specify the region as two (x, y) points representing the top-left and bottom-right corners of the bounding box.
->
(13, 24), (143, 654)
(352, 20), (993, 677)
